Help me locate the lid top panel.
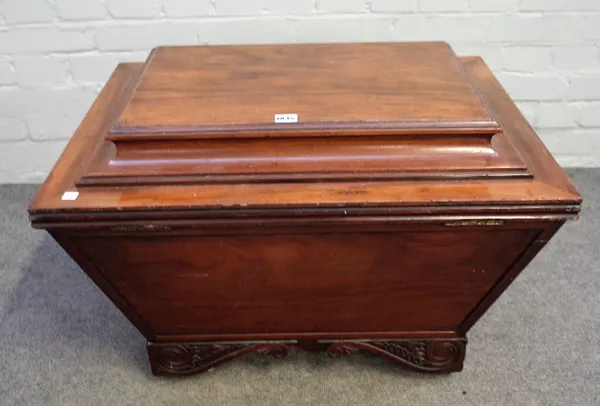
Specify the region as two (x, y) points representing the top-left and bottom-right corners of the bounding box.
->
(111, 42), (500, 137)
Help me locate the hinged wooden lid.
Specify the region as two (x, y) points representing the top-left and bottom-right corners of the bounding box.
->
(77, 42), (534, 187)
(29, 44), (582, 224)
(109, 42), (501, 139)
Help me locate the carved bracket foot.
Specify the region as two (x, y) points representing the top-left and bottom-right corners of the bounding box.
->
(148, 342), (292, 376)
(325, 339), (467, 373)
(148, 338), (466, 376)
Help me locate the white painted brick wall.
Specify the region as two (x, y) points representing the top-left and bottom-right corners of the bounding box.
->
(199, 18), (300, 45)
(1, 0), (599, 182)
(569, 75), (600, 100)
(106, 0), (160, 19)
(67, 54), (120, 84)
(0, 27), (95, 53)
(538, 102), (577, 129)
(577, 103), (600, 127)
(0, 116), (28, 141)
(318, 0), (368, 13)
(96, 22), (199, 51)
(497, 73), (569, 101)
(163, 0), (211, 17)
(0, 57), (16, 85)
(370, 0), (417, 13)
(56, 0), (109, 21)
(420, 0), (469, 13)
(13, 55), (69, 88)
(553, 45), (600, 70)
(584, 16), (600, 40)
(469, 0), (519, 12)
(2, 0), (55, 24)
(501, 47), (553, 72)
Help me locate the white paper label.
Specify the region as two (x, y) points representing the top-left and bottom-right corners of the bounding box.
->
(61, 191), (79, 201)
(274, 113), (298, 123)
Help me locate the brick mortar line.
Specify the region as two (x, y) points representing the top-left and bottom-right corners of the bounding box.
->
(1, 10), (600, 27)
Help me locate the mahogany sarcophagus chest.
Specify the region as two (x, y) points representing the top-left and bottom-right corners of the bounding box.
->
(29, 42), (582, 376)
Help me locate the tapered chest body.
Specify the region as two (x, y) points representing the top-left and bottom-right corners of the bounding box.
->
(29, 42), (581, 376)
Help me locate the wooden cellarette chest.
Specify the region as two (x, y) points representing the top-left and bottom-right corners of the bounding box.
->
(29, 42), (582, 376)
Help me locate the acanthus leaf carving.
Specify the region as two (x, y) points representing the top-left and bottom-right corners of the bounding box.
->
(149, 342), (294, 376)
(148, 338), (466, 376)
(324, 339), (466, 373)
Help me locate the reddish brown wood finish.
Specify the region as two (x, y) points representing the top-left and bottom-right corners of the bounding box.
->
(28, 43), (581, 377)
(112, 43), (499, 137)
(79, 134), (531, 187)
(80, 43), (530, 187)
(148, 339), (467, 375)
(73, 228), (538, 335)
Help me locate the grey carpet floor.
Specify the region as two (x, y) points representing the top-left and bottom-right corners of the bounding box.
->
(0, 168), (598, 406)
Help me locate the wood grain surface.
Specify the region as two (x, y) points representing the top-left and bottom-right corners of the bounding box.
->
(111, 42), (501, 137)
(28, 55), (580, 219)
(72, 228), (539, 335)
(28, 44), (582, 376)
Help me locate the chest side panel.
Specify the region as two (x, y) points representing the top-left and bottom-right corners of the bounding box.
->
(71, 228), (539, 336)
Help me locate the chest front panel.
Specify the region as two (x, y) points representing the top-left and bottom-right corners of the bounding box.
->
(72, 227), (540, 336)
